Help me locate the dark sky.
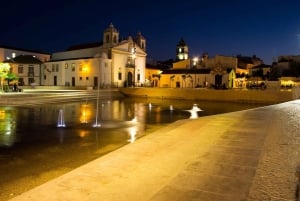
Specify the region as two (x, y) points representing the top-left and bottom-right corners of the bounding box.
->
(1, 0), (300, 64)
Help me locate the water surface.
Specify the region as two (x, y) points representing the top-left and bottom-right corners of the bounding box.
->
(0, 97), (266, 200)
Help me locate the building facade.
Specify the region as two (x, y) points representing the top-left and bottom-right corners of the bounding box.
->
(43, 23), (147, 88)
(5, 55), (43, 86)
(159, 45), (238, 88)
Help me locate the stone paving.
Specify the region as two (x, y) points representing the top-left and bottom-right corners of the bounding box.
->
(8, 100), (300, 201)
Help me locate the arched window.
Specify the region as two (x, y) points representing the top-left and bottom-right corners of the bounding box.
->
(106, 35), (110, 43)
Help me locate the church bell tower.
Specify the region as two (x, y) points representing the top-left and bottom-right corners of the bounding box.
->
(176, 38), (188, 61)
(103, 23), (119, 49)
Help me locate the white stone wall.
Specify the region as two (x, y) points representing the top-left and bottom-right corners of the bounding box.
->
(43, 57), (111, 87)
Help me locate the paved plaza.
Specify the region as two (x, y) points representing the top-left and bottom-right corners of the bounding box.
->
(8, 100), (300, 201)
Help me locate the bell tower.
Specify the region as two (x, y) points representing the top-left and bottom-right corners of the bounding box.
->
(103, 23), (119, 48)
(176, 38), (188, 61)
(135, 32), (146, 51)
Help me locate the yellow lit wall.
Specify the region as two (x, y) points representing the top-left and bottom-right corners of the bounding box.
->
(172, 59), (191, 69)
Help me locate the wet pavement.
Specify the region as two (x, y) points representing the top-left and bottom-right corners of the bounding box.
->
(8, 100), (300, 201)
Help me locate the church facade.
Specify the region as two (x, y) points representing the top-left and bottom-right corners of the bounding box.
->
(42, 23), (147, 88)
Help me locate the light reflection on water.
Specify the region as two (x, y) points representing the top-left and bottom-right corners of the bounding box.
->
(0, 97), (267, 200)
(0, 98), (267, 148)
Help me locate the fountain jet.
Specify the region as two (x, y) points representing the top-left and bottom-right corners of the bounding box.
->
(57, 109), (66, 127)
(186, 104), (203, 119)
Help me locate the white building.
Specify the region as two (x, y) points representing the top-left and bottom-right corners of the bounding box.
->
(43, 23), (147, 88)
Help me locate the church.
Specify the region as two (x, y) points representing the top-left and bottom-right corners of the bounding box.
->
(156, 38), (237, 89)
(43, 23), (147, 88)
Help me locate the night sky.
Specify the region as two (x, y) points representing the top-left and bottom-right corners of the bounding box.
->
(1, 0), (300, 64)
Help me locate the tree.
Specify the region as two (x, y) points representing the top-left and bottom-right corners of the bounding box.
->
(6, 72), (18, 86)
(0, 63), (11, 92)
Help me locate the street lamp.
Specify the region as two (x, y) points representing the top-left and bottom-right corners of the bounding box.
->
(193, 57), (198, 68)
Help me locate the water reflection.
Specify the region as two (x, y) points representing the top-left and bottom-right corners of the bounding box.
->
(0, 108), (17, 147)
(0, 98), (266, 148)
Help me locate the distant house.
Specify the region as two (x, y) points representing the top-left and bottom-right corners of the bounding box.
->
(249, 64), (271, 79)
(4, 55), (43, 86)
(157, 55), (237, 89)
(160, 68), (211, 88)
(145, 64), (162, 87)
(272, 55), (300, 78)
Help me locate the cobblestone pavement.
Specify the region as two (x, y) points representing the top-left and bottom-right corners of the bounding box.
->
(247, 101), (300, 201)
(8, 100), (300, 201)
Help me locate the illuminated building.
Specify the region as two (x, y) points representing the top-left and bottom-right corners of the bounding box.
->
(42, 23), (147, 88)
(4, 55), (43, 86)
(176, 38), (188, 61)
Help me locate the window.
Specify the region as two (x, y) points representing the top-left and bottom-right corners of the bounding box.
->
(18, 65), (23, 74)
(28, 78), (35, 84)
(137, 73), (140, 81)
(52, 64), (55, 72)
(113, 35), (117, 43)
(28, 65), (34, 76)
(72, 63), (75, 71)
(106, 34), (109, 43)
(86, 77), (89, 80)
(118, 72), (122, 80)
(55, 64), (59, 72)
(80, 77), (82, 80)
(65, 63), (68, 69)
(28, 65), (34, 73)
(44, 75), (46, 80)
(79, 64), (82, 71)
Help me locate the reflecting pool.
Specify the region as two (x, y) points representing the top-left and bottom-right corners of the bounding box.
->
(0, 97), (266, 200)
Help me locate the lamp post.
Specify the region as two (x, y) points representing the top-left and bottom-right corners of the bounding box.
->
(193, 57), (198, 68)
